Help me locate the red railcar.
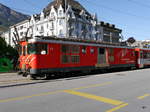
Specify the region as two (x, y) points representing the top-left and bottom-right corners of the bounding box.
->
(135, 48), (150, 68)
(18, 38), (149, 79)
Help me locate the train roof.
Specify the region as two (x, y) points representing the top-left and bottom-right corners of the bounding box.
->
(26, 37), (136, 49)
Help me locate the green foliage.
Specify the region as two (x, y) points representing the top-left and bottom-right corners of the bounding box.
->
(0, 37), (7, 57)
(0, 37), (18, 58)
(0, 37), (18, 72)
(0, 58), (13, 72)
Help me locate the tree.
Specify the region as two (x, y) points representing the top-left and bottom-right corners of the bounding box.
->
(0, 37), (7, 57)
(0, 37), (18, 70)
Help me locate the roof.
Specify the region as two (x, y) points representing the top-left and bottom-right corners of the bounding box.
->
(43, 0), (92, 18)
(10, 19), (30, 28)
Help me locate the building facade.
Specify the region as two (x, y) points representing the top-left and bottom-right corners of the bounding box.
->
(2, 0), (122, 46)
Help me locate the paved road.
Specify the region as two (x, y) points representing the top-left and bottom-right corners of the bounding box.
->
(0, 69), (150, 112)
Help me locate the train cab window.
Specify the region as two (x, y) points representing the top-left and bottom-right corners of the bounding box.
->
(28, 43), (48, 55)
(19, 46), (22, 55)
(22, 46), (26, 56)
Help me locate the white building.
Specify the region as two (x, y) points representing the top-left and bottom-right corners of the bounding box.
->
(2, 0), (122, 46)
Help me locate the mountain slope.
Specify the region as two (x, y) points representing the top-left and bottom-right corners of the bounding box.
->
(0, 3), (29, 31)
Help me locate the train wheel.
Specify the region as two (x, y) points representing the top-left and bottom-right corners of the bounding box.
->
(45, 74), (51, 80)
(30, 75), (37, 80)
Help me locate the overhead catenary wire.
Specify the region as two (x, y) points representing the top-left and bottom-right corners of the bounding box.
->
(128, 0), (150, 9)
(80, 0), (150, 21)
(79, 0), (150, 39)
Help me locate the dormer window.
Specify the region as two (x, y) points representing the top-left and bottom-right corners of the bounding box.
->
(59, 10), (63, 16)
(51, 12), (54, 17)
(68, 12), (72, 18)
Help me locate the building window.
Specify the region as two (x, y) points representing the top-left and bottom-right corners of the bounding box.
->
(41, 26), (44, 32)
(51, 12), (55, 18)
(52, 31), (54, 35)
(59, 19), (63, 25)
(52, 22), (54, 29)
(47, 23), (49, 28)
(59, 30), (63, 36)
(20, 32), (23, 36)
(76, 23), (79, 29)
(89, 25), (92, 31)
(20, 26), (23, 30)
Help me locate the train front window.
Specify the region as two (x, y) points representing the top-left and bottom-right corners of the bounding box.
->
(22, 46), (26, 56)
(28, 43), (48, 55)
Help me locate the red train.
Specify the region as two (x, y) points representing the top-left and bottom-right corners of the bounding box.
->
(19, 38), (150, 79)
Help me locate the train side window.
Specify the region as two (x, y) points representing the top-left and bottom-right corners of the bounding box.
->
(71, 45), (80, 53)
(90, 48), (94, 54)
(62, 55), (70, 63)
(71, 55), (80, 63)
(62, 45), (69, 53)
(143, 52), (147, 58)
(82, 46), (86, 53)
(40, 44), (48, 55)
(99, 48), (105, 54)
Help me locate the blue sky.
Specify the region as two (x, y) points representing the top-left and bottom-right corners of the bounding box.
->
(0, 0), (150, 40)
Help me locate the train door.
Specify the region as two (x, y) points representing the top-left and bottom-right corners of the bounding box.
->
(139, 51), (144, 68)
(96, 48), (109, 67)
(135, 50), (144, 68)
